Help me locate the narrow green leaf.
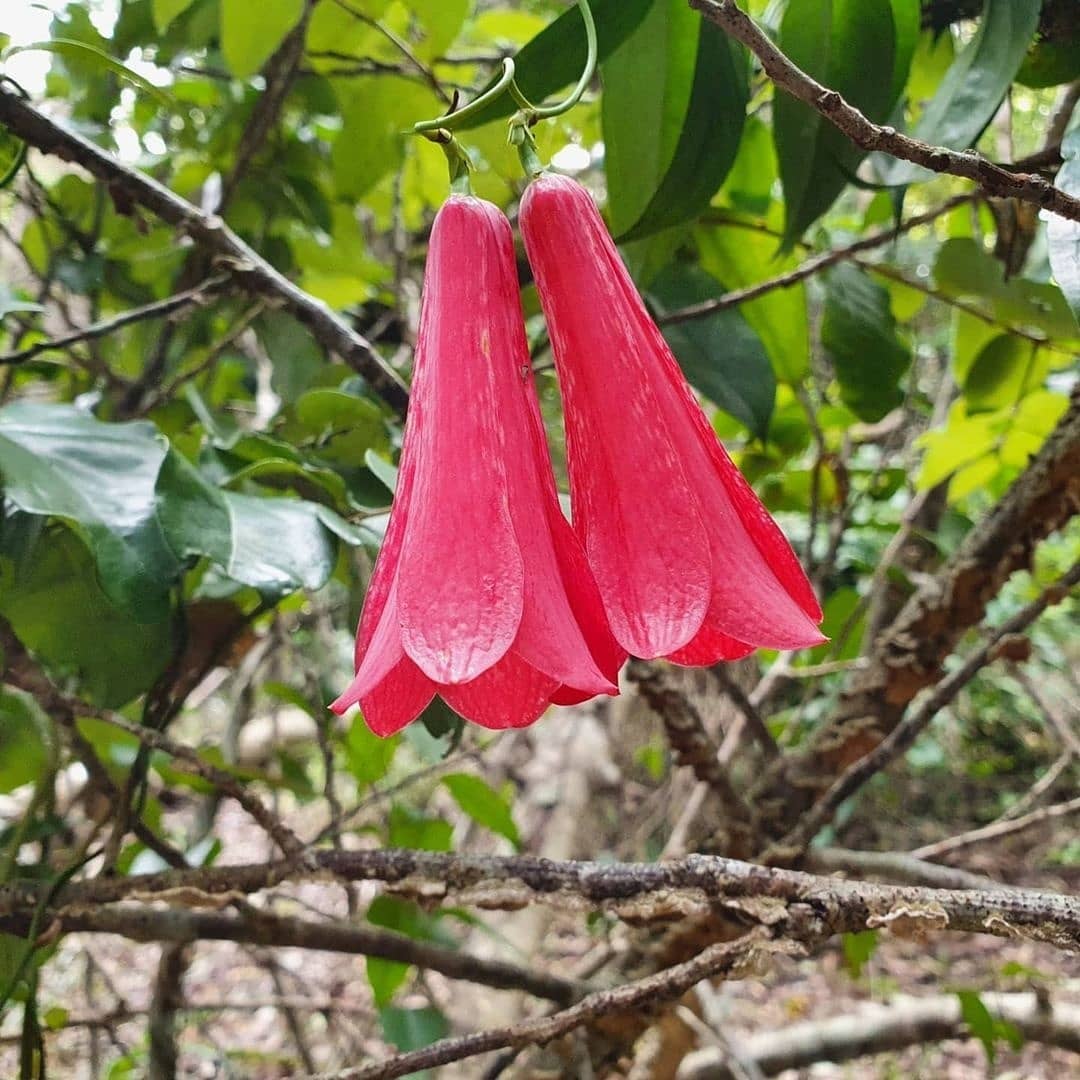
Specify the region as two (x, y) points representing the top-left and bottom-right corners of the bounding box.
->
(887, 0), (921, 104)
(774, 0), (896, 244)
(221, 0), (304, 79)
(379, 1006), (449, 1053)
(617, 10), (750, 238)
(455, 0), (653, 130)
(7, 40), (172, 106)
(821, 264), (911, 422)
(957, 990), (1000, 1063)
(648, 263), (775, 439)
(442, 773), (520, 849)
(884, 0), (1041, 185)
(1048, 126), (1080, 324)
(841, 930), (878, 978)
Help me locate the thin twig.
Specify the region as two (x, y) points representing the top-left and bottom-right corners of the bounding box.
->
(911, 795), (1080, 861)
(690, 0), (1080, 223)
(0, 274), (232, 365)
(0, 84), (409, 411)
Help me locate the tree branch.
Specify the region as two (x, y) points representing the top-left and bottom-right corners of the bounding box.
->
(0, 274), (232, 366)
(910, 794), (1080, 861)
(678, 991), (1080, 1078)
(51, 905), (584, 1006)
(4, 849), (1078, 951)
(689, 0), (1080, 223)
(0, 84), (409, 412)
(298, 930), (780, 1080)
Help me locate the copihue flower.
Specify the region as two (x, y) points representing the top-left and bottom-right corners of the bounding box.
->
(332, 194), (623, 735)
(520, 173), (825, 664)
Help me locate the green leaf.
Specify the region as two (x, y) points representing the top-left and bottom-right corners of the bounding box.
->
(885, 0), (1041, 185)
(7, 40), (172, 106)
(822, 265), (911, 422)
(841, 929), (878, 978)
(256, 312), (325, 404)
(648, 263), (775, 439)
(379, 1005), (449, 1053)
(388, 805), (453, 852)
(456, 0), (653, 129)
(887, 0), (921, 105)
(223, 493), (339, 595)
(221, 0), (304, 79)
(0, 689), (53, 794)
(698, 223), (809, 383)
(957, 990), (1019, 1064)
(774, 0), (897, 244)
(1048, 127), (1080, 324)
(344, 716), (399, 786)
(152, 0), (198, 32)
(409, 0), (471, 59)
(442, 773), (519, 849)
(1017, 38), (1080, 89)
(0, 403), (178, 620)
(333, 77), (442, 198)
(0, 528), (172, 708)
(962, 336), (1040, 413)
(603, 2), (747, 240)
(935, 238), (1080, 341)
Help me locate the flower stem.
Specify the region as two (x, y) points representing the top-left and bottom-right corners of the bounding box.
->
(413, 58), (516, 136)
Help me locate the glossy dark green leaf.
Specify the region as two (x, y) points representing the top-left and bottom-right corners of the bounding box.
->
(888, 0), (921, 105)
(1048, 127), (1080, 324)
(884, 0), (1041, 185)
(0, 403), (178, 620)
(455, 0), (653, 130)
(821, 264), (911, 422)
(648, 263), (775, 439)
(774, 0), (897, 245)
(603, 2), (747, 240)
(0, 528), (173, 708)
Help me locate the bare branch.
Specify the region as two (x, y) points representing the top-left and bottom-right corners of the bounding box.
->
(0, 84), (409, 412)
(911, 795), (1080, 861)
(678, 991), (1080, 1078)
(55, 905), (584, 1006)
(297, 930), (778, 1080)
(806, 847), (1006, 892)
(689, 0), (1080, 223)
(4, 849), (1078, 951)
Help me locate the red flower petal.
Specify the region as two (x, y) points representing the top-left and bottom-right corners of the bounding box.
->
(441, 650), (560, 730)
(397, 197), (525, 683)
(521, 173), (824, 661)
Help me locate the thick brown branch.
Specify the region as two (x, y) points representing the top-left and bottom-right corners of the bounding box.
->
(0, 85), (409, 412)
(3, 849), (1077, 951)
(689, 0), (1080, 223)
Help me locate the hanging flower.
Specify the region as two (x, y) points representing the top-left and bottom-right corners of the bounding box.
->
(332, 194), (623, 735)
(520, 173), (825, 663)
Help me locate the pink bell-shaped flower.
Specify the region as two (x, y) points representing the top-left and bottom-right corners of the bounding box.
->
(332, 194), (623, 735)
(520, 173), (825, 664)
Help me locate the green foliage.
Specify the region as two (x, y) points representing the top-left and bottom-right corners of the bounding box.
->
(603, 3), (746, 240)
(957, 990), (1024, 1063)
(442, 773), (520, 849)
